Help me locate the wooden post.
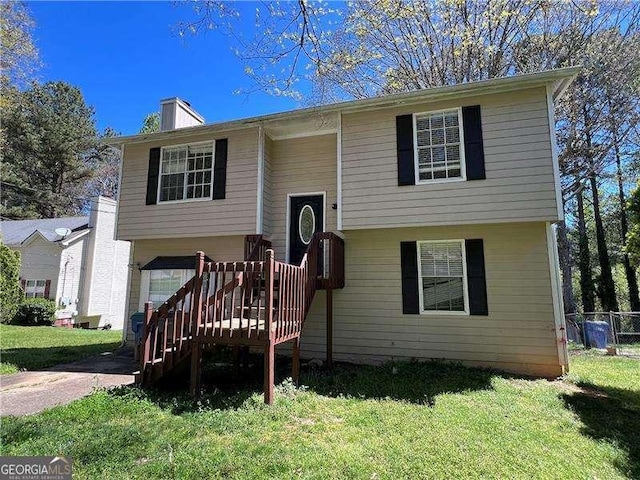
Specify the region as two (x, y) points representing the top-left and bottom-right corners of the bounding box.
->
(326, 289), (333, 369)
(190, 341), (202, 396)
(264, 342), (275, 404)
(188, 251), (206, 397)
(232, 345), (240, 378)
(192, 251), (206, 337)
(141, 301), (154, 381)
(264, 249), (275, 335)
(292, 337), (301, 385)
(242, 346), (250, 370)
(264, 249), (275, 404)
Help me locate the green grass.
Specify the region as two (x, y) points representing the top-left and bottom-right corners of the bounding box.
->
(0, 324), (122, 374)
(1, 352), (638, 479)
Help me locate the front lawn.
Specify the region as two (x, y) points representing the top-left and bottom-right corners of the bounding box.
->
(0, 324), (122, 374)
(1, 351), (638, 479)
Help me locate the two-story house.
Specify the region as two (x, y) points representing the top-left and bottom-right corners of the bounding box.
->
(1, 196), (131, 329)
(110, 67), (579, 403)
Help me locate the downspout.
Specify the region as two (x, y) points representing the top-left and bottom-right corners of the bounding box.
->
(336, 111), (343, 231)
(256, 125), (265, 234)
(546, 222), (569, 372)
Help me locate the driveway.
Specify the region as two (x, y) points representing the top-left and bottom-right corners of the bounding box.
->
(0, 348), (137, 416)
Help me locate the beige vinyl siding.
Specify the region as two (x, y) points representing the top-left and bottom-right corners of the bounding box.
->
(297, 221), (563, 377)
(341, 87), (559, 229)
(117, 128), (259, 240)
(262, 135), (274, 236)
(267, 134), (338, 261)
(124, 235), (245, 342)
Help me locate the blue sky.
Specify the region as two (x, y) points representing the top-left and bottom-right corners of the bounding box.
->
(28, 1), (305, 135)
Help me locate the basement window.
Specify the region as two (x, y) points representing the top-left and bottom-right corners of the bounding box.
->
(159, 142), (213, 202)
(417, 241), (468, 313)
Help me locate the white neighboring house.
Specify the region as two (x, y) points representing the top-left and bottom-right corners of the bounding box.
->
(1, 196), (131, 329)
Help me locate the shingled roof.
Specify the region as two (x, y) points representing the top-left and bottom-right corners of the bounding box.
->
(0, 216), (89, 246)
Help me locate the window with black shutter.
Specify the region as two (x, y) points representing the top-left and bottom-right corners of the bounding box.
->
(396, 106), (485, 185)
(158, 142), (214, 202)
(400, 238), (488, 315)
(145, 139), (228, 204)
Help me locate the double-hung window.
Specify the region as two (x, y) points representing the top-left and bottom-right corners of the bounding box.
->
(417, 241), (467, 313)
(25, 279), (47, 298)
(414, 109), (465, 182)
(159, 142), (213, 202)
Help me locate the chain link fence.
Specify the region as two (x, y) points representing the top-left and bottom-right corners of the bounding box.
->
(565, 312), (640, 357)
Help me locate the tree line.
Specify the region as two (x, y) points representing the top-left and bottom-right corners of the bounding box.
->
(181, 0), (639, 313)
(2, 1), (638, 313)
(0, 2), (159, 219)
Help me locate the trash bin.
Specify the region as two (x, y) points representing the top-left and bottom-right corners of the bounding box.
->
(130, 312), (146, 345)
(130, 312), (146, 361)
(584, 320), (609, 349)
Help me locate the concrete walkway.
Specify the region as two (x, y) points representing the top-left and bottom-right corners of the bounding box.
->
(0, 348), (137, 416)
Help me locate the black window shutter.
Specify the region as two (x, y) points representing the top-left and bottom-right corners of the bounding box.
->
(146, 147), (161, 205)
(462, 106), (486, 180)
(465, 239), (488, 315)
(396, 115), (415, 186)
(213, 138), (228, 200)
(400, 241), (420, 314)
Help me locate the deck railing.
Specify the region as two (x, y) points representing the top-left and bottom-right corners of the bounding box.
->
(140, 271), (200, 382)
(244, 234), (271, 261)
(139, 232), (344, 384)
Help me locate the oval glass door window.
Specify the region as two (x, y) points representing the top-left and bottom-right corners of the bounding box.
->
(298, 205), (315, 245)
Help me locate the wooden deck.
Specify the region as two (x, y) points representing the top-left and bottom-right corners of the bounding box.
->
(138, 233), (345, 404)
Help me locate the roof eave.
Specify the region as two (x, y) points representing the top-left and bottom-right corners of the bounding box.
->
(106, 66), (582, 148)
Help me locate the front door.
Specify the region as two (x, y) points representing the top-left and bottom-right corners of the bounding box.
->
(288, 194), (324, 265)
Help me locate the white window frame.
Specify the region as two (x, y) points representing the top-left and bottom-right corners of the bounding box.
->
(416, 240), (469, 315)
(157, 140), (215, 204)
(138, 269), (195, 311)
(413, 108), (467, 185)
(25, 279), (47, 298)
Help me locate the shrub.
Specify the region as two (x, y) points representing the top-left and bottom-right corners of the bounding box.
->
(11, 298), (57, 326)
(0, 242), (22, 323)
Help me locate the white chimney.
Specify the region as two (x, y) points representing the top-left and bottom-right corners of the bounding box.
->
(160, 98), (205, 131)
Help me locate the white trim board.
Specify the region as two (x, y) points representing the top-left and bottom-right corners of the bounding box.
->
(546, 222), (569, 371)
(546, 85), (564, 221)
(138, 270), (151, 313)
(114, 143), (125, 241)
(122, 241), (135, 344)
(256, 125), (265, 234)
(336, 112), (343, 231)
(285, 191), (327, 264)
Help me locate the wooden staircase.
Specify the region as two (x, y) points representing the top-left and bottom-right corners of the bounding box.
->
(137, 232), (344, 404)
